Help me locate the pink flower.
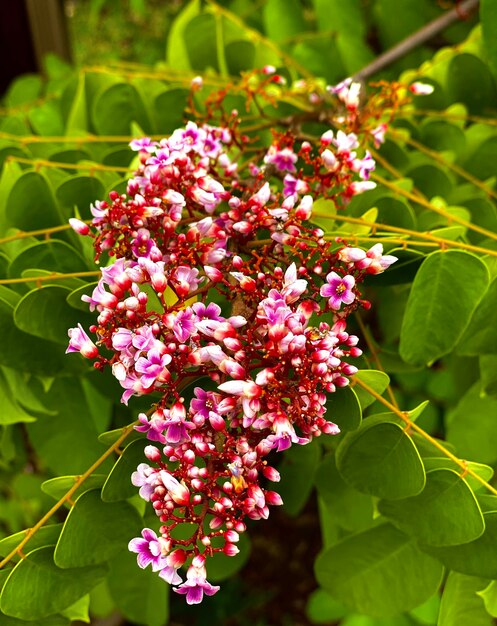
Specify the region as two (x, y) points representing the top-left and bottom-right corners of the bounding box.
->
(172, 266), (201, 297)
(320, 272), (356, 310)
(174, 555), (220, 604)
(66, 324), (98, 358)
(135, 349), (172, 388)
(264, 146), (298, 172)
(128, 528), (168, 571)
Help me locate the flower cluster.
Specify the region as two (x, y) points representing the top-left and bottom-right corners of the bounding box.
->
(67, 94), (398, 603)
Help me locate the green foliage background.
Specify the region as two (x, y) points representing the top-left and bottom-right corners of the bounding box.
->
(1, 0), (497, 624)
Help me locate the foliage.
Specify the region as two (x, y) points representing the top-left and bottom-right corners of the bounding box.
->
(1, 1), (497, 625)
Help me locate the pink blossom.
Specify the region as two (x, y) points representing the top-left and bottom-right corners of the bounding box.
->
(320, 272), (356, 310)
(66, 324), (98, 358)
(129, 528), (168, 571)
(174, 555), (220, 604)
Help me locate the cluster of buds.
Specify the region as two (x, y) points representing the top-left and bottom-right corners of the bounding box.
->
(67, 82), (399, 604)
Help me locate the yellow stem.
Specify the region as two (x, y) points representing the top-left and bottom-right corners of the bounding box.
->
(0, 271), (100, 286)
(398, 108), (497, 127)
(353, 377), (497, 496)
(355, 314), (399, 409)
(6, 156), (130, 173)
(314, 210), (497, 258)
(0, 224), (76, 244)
(372, 173), (497, 243)
(394, 131), (497, 203)
(0, 423), (137, 569)
(0, 132), (167, 145)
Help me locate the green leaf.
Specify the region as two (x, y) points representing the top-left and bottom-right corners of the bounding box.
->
(6, 172), (61, 231)
(166, 0), (201, 70)
(14, 286), (93, 345)
(0, 369), (37, 425)
(54, 490), (142, 568)
(447, 53), (497, 115)
(0, 524), (63, 558)
(482, 0), (497, 79)
(315, 523), (443, 617)
(154, 89), (189, 135)
(98, 426), (143, 446)
(0, 611), (69, 626)
(92, 83), (150, 135)
(352, 370), (390, 410)
(1, 366), (55, 416)
(65, 73), (87, 135)
(408, 593), (440, 625)
(378, 469), (485, 546)
(0, 298), (82, 376)
(306, 588), (348, 624)
(26, 378), (108, 475)
(407, 164), (454, 199)
(263, 0), (304, 43)
(101, 439), (146, 502)
(457, 277), (497, 355)
(28, 101), (65, 136)
(336, 419), (425, 499)
(446, 382), (497, 465)
(423, 511), (497, 578)
(41, 475), (106, 501)
(316, 454), (374, 533)
(478, 580), (497, 618)
(60, 594), (90, 623)
(438, 572), (491, 626)
(276, 441), (321, 516)
(400, 251), (489, 366)
(108, 549), (168, 626)
(56, 176), (105, 221)
(8, 240), (88, 278)
(5, 75), (42, 106)
(0, 546), (107, 620)
(326, 386), (362, 432)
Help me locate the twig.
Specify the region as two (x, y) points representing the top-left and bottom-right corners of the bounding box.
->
(354, 0), (480, 80)
(353, 377), (497, 496)
(0, 424), (136, 569)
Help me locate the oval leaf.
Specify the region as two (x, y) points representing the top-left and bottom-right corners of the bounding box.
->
(378, 468), (485, 546)
(422, 511), (497, 578)
(0, 546), (107, 620)
(101, 439), (146, 502)
(336, 420), (425, 499)
(400, 251), (489, 366)
(54, 490), (142, 568)
(315, 523), (443, 617)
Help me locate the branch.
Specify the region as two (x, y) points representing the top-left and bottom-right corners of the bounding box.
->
(354, 0), (480, 81)
(0, 424), (136, 569)
(353, 377), (497, 496)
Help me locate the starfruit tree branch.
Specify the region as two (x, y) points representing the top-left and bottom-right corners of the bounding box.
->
(355, 313), (400, 409)
(372, 172), (497, 243)
(392, 130), (497, 203)
(353, 376), (497, 497)
(314, 211), (497, 259)
(353, 0), (479, 81)
(0, 271), (100, 286)
(5, 156), (130, 174)
(0, 423), (137, 570)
